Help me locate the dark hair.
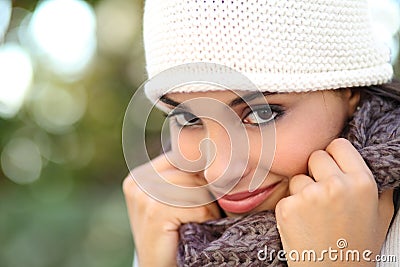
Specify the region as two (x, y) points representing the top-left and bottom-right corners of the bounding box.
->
(363, 79), (400, 102)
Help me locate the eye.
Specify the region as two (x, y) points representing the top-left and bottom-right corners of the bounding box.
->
(170, 112), (201, 127)
(242, 105), (280, 125)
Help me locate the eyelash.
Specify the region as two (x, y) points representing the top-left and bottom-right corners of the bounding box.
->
(167, 111), (202, 128)
(242, 105), (284, 126)
(167, 105), (284, 128)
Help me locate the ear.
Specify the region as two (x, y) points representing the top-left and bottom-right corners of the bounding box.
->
(342, 88), (361, 117)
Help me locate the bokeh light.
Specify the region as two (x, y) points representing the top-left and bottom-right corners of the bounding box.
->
(1, 137), (42, 184)
(29, 0), (96, 78)
(96, 0), (141, 55)
(0, 43), (33, 118)
(30, 84), (86, 134)
(369, 0), (400, 62)
(0, 0), (137, 266)
(0, 0), (12, 42)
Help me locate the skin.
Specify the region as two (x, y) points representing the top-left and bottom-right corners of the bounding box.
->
(123, 89), (394, 267)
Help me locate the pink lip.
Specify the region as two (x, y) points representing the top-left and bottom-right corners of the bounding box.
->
(217, 182), (280, 214)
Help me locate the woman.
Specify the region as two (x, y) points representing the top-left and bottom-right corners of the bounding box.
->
(123, 0), (400, 266)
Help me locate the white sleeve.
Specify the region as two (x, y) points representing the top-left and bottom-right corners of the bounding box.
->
(133, 251), (139, 267)
(376, 209), (400, 267)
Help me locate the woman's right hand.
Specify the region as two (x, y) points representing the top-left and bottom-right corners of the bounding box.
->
(123, 153), (221, 267)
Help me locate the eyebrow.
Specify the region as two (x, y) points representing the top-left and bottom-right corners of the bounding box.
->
(229, 91), (275, 107)
(159, 95), (181, 107)
(159, 91), (276, 108)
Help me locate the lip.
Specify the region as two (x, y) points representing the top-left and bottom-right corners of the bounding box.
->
(217, 182), (280, 214)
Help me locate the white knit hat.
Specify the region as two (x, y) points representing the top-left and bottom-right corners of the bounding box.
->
(143, 0), (393, 101)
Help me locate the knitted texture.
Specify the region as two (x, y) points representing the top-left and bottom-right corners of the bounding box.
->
(177, 94), (400, 267)
(143, 0), (393, 101)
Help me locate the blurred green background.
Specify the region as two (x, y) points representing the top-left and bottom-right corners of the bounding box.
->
(0, 0), (145, 266)
(0, 0), (399, 267)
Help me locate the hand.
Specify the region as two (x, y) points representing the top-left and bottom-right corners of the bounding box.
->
(275, 138), (394, 267)
(123, 153), (221, 267)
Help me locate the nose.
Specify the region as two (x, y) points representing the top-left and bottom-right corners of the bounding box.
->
(203, 122), (230, 181)
(203, 121), (248, 193)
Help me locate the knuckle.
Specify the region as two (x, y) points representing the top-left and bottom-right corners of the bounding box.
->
(325, 175), (346, 199)
(275, 198), (293, 223)
(288, 175), (301, 193)
(301, 177), (344, 203)
(343, 168), (377, 193)
(308, 150), (325, 164)
(327, 138), (350, 151)
(354, 174), (377, 194)
(123, 173), (153, 203)
(122, 174), (137, 197)
(300, 183), (322, 202)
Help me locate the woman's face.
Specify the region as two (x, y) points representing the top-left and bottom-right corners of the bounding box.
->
(160, 89), (359, 217)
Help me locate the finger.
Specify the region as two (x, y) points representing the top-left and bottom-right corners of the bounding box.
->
(122, 175), (141, 234)
(132, 154), (196, 186)
(134, 152), (181, 176)
(162, 169), (207, 186)
(325, 138), (371, 175)
(122, 173), (140, 199)
(308, 150), (342, 182)
(148, 152), (176, 172)
(205, 202), (222, 220)
(172, 203), (221, 224)
(289, 174), (315, 195)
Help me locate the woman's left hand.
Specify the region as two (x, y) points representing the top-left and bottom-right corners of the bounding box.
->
(275, 138), (394, 267)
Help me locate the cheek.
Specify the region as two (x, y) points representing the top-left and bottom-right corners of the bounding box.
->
(271, 106), (347, 177)
(175, 130), (203, 161)
(272, 131), (316, 176)
(247, 127), (274, 169)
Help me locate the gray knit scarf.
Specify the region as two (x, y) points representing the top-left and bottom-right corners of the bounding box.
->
(177, 94), (400, 267)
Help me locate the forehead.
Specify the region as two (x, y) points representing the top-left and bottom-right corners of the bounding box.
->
(160, 90), (347, 111)
(165, 90), (247, 103)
